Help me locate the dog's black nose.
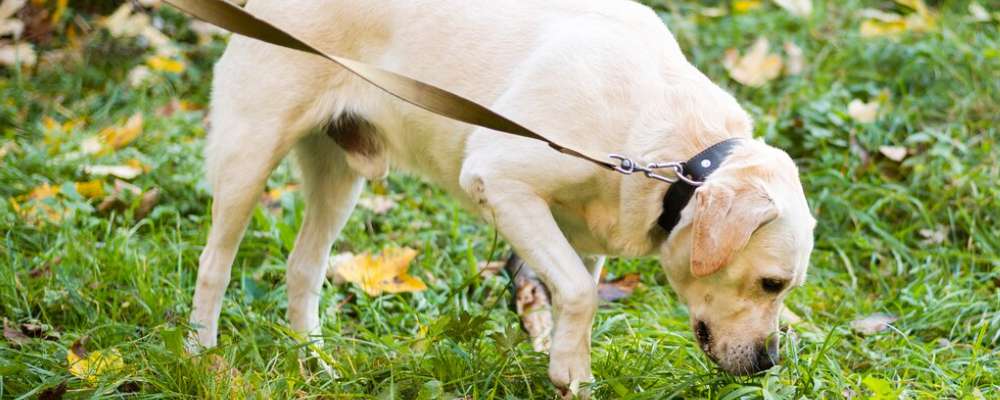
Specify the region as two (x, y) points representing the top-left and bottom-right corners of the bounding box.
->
(754, 336), (780, 372)
(695, 321), (711, 345)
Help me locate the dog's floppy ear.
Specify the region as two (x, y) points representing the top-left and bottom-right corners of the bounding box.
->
(690, 180), (778, 277)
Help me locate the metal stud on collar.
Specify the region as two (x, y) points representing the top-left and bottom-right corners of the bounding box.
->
(609, 154), (705, 186)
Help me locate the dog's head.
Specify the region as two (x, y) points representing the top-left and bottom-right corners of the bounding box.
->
(659, 139), (815, 375)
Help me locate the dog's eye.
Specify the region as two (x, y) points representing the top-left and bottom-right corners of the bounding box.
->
(760, 278), (787, 293)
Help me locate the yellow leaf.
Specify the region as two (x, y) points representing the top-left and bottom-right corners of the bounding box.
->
(75, 180), (105, 199)
(67, 348), (124, 384)
(860, 19), (908, 37)
(146, 55), (185, 73)
(27, 183), (60, 201)
(723, 37), (783, 87)
(42, 116), (58, 132)
(99, 113), (143, 150)
(733, 0), (763, 13)
(51, 0), (67, 26)
(331, 248), (427, 296)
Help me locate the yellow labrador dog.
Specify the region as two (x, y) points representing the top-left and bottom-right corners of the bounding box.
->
(189, 0), (816, 395)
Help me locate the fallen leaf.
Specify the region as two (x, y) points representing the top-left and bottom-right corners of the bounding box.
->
(850, 313), (898, 335)
(27, 182), (60, 200)
(157, 98), (203, 117)
(67, 337), (125, 384)
(96, 180), (145, 214)
(848, 99), (879, 123)
(0, 42), (36, 67)
(98, 113), (143, 150)
(100, 3), (176, 56)
(723, 37), (783, 87)
(0, 0), (26, 38)
(330, 247), (427, 296)
(37, 382), (67, 400)
(74, 180), (105, 200)
(3, 318), (30, 347)
(772, 0), (812, 17)
(477, 260), (506, 278)
(84, 164), (143, 180)
(134, 187), (160, 220)
(783, 41), (805, 75)
(514, 275), (552, 353)
(29, 256), (60, 278)
(969, 2), (990, 22)
(919, 226), (947, 245)
(326, 252), (356, 283)
(878, 146), (907, 162)
(859, 1), (936, 38)
(358, 194), (396, 214)
(127, 65), (154, 87)
(146, 55), (185, 73)
(598, 273), (641, 302)
(733, 0), (763, 14)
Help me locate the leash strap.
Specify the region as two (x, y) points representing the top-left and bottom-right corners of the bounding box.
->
(162, 0), (618, 171)
(657, 138), (743, 234)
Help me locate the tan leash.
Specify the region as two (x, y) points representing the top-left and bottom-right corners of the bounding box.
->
(162, 0), (629, 172)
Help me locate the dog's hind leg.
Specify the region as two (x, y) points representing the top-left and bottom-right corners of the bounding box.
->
(285, 132), (363, 347)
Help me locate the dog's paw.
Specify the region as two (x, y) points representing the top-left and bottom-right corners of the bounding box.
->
(549, 349), (593, 399)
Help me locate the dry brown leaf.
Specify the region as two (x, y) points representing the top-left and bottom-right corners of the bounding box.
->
(37, 382), (67, 400)
(879, 145), (907, 162)
(3, 318), (30, 347)
(850, 313), (897, 335)
(598, 273), (641, 302)
(514, 275), (553, 353)
(135, 187), (160, 220)
(772, 0), (812, 18)
(723, 38), (783, 87)
(848, 99), (879, 123)
(477, 260), (506, 278)
(329, 247), (427, 296)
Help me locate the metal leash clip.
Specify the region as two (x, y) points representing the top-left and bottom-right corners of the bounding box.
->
(609, 154), (704, 186)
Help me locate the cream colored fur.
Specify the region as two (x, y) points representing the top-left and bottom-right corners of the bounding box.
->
(190, 0), (816, 397)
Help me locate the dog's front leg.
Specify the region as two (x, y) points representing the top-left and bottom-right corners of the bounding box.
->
(462, 173), (597, 398)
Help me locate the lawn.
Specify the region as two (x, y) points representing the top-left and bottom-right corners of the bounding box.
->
(1, 0), (998, 398)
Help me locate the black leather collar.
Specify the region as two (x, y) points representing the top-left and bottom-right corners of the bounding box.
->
(657, 138), (743, 234)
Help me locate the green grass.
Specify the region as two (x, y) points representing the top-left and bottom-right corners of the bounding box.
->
(1, 0), (998, 398)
